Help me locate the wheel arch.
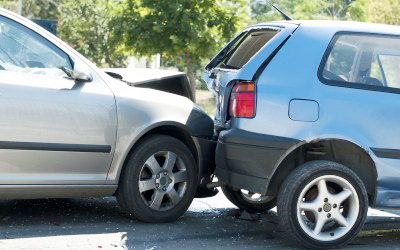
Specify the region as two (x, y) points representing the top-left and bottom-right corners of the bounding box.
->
(116, 121), (199, 185)
(111, 105), (215, 188)
(268, 138), (377, 205)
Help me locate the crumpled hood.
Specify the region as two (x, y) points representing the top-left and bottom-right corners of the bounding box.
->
(103, 68), (194, 101)
(104, 68), (186, 85)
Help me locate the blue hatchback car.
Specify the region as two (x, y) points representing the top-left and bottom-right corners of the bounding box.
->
(203, 20), (400, 248)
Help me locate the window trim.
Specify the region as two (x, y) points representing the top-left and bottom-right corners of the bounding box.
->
(318, 31), (400, 95)
(375, 50), (400, 87)
(375, 53), (388, 86)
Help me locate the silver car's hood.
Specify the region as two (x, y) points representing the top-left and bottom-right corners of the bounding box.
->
(103, 68), (194, 101)
(104, 68), (186, 85)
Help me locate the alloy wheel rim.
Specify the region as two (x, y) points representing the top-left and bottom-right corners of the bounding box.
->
(138, 151), (187, 211)
(296, 175), (359, 241)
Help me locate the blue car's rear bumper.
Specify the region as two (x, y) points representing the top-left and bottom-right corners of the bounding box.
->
(215, 128), (300, 194)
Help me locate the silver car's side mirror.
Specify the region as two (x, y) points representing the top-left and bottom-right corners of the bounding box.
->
(72, 60), (92, 82)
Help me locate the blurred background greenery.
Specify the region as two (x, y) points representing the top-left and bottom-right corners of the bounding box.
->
(0, 0), (399, 101)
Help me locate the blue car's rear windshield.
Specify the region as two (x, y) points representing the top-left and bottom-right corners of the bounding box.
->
(222, 29), (278, 69)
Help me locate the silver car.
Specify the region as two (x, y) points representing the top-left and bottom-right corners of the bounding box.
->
(204, 20), (400, 248)
(0, 8), (216, 223)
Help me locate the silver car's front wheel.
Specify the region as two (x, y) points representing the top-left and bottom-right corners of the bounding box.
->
(278, 161), (368, 249)
(116, 135), (197, 223)
(139, 151), (188, 211)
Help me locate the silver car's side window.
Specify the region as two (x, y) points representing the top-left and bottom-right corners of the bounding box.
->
(0, 16), (72, 77)
(319, 33), (400, 92)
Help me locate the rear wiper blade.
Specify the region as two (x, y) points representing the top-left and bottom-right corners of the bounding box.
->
(220, 64), (240, 70)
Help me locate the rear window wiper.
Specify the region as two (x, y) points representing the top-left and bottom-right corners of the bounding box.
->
(219, 63), (240, 70)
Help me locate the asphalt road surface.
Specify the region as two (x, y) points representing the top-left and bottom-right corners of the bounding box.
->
(0, 190), (400, 250)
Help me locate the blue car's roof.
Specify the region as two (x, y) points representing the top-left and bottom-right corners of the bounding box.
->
(250, 20), (400, 36)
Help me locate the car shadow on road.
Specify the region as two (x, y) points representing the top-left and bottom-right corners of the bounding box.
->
(0, 198), (399, 249)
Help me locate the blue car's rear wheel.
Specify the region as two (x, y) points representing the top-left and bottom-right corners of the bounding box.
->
(278, 160), (368, 249)
(221, 185), (276, 212)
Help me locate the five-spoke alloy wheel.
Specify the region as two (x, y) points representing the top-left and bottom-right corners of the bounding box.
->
(278, 160), (368, 249)
(117, 134), (197, 223)
(296, 175), (359, 241)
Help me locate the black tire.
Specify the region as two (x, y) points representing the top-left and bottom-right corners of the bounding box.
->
(116, 134), (197, 223)
(221, 185), (276, 212)
(277, 160), (368, 249)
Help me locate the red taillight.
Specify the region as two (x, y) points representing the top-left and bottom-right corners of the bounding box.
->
(229, 81), (255, 118)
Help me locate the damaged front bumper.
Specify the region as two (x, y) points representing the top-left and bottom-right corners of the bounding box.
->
(193, 136), (218, 198)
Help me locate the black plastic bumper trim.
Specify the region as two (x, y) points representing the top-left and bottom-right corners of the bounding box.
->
(215, 129), (300, 194)
(0, 141), (112, 153)
(193, 136), (217, 179)
(186, 106), (214, 138)
(218, 128), (300, 149)
(371, 147), (400, 159)
(216, 167), (268, 194)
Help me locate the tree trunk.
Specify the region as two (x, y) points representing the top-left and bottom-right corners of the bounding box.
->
(185, 50), (196, 102)
(104, 45), (114, 67)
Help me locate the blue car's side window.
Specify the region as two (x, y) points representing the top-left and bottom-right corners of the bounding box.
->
(323, 41), (358, 82)
(375, 54), (400, 89)
(318, 32), (400, 93)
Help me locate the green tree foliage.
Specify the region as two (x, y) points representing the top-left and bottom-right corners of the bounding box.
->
(57, 0), (129, 67)
(0, 0), (60, 19)
(121, 0), (251, 97)
(358, 0), (400, 25)
(250, 0), (360, 23)
(0, 0), (18, 13)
